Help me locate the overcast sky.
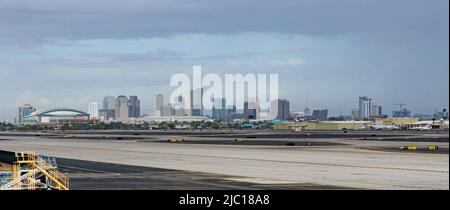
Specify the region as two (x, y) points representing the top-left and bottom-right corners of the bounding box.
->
(0, 0), (448, 120)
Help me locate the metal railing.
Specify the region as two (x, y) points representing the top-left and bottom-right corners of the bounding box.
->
(0, 151), (69, 190)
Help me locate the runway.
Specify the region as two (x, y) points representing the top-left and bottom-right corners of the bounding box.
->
(0, 131), (448, 190)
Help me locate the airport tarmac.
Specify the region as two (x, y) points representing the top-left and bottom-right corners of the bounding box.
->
(57, 158), (355, 190)
(0, 131), (448, 190)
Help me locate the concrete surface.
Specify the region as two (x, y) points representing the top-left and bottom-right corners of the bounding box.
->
(0, 131), (448, 190)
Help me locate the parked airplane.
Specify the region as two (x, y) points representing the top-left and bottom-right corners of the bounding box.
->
(368, 124), (401, 130)
(410, 124), (432, 131)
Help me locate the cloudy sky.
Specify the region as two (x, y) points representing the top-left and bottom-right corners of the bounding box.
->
(0, 0), (448, 120)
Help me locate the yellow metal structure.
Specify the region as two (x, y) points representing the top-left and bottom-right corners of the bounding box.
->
(10, 151), (69, 190)
(168, 138), (185, 143)
(427, 146), (439, 151)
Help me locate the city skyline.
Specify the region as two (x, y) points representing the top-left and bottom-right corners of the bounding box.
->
(0, 0), (449, 121)
(11, 93), (449, 124)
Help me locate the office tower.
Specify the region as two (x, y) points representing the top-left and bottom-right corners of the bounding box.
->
(115, 95), (129, 122)
(199, 88), (204, 116)
(359, 97), (374, 119)
(253, 97), (260, 120)
(192, 88), (204, 116)
(128, 96), (140, 118)
(244, 102), (257, 120)
(153, 94), (164, 116)
(103, 96), (116, 110)
(244, 97), (260, 120)
(102, 96), (116, 120)
(312, 109), (328, 121)
(99, 109), (115, 121)
(192, 109), (202, 116)
(372, 105), (382, 118)
(188, 88), (194, 116)
(88, 102), (99, 120)
(18, 104), (35, 124)
(160, 105), (173, 116)
(270, 99), (290, 120)
(212, 98), (227, 120)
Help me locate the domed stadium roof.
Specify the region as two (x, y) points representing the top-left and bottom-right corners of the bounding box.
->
(30, 108), (89, 117)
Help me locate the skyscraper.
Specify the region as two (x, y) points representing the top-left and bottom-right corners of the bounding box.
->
(115, 95), (129, 122)
(88, 102), (99, 120)
(244, 100), (258, 120)
(188, 87), (194, 116)
(128, 96), (140, 118)
(244, 97), (260, 120)
(18, 104), (35, 124)
(101, 96), (116, 120)
(103, 96), (116, 110)
(153, 94), (164, 116)
(270, 99), (290, 120)
(212, 98), (227, 120)
(359, 97), (374, 119)
(192, 88), (204, 116)
(372, 105), (382, 118)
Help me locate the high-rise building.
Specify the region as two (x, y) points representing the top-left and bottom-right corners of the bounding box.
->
(99, 109), (115, 121)
(359, 97), (374, 119)
(212, 98), (227, 120)
(372, 105), (382, 118)
(244, 102), (257, 120)
(270, 99), (290, 120)
(254, 97), (260, 120)
(115, 95), (129, 122)
(102, 96), (116, 120)
(351, 108), (360, 120)
(188, 87), (194, 116)
(243, 97), (260, 120)
(88, 102), (99, 120)
(153, 94), (164, 116)
(18, 104), (35, 124)
(128, 96), (140, 118)
(192, 88), (204, 116)
(312, 109), (328, 121)
(199, 88), (204, 116)
(103, 96), (116, 110)
(160, 105), (173, 116)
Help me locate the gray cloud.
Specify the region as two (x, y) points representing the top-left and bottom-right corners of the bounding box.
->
(0, 0), (448, 120)
(0, 0), (447, 46)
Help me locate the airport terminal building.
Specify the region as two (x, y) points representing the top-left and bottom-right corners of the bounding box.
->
(22, 108), (90, 125)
